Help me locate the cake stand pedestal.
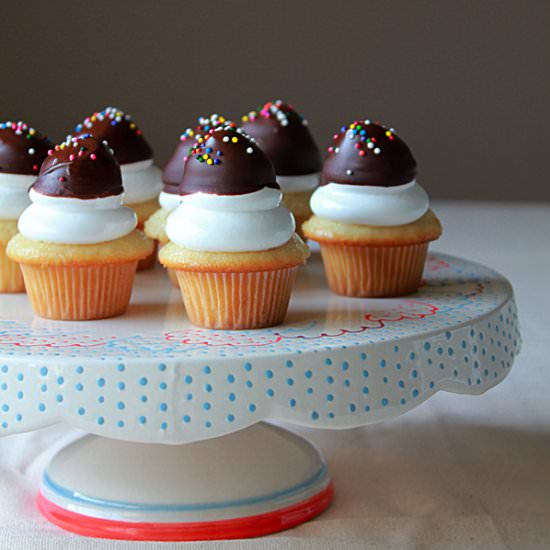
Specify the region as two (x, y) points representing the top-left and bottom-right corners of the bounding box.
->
(0, 251), (520, 541)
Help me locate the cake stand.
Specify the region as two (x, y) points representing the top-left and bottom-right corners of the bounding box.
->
(0, 250), (520, 541)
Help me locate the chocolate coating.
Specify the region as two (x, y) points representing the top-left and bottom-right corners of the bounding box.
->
(162, 114), (230, 195)
(32, 135), (123, 199)
(179, 126), (279, 196)
(241, 101), (321, 176)
(73, 107), (153, 165)
(322, 121), (417, 187)
(0, 121), (53, 175)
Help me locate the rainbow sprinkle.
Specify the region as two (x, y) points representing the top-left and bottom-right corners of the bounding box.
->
(327, 120), (396, 158)
(242, 100), (308, 128)
(74, 106), (143, 136)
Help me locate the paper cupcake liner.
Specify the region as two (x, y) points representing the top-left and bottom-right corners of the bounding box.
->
(319, 242), (429, 297)
(137, 241), (158, 271)
(0, 242), (25, 293)
(20, 262), (138, 320)
(167, 268), (179, 288)
(175, 267), (298, 329)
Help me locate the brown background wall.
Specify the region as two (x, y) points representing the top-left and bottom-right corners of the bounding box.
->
(2, 0), (549, 201)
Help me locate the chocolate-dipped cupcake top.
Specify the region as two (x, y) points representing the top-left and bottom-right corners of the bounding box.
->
(73, 107), (153, 165)
(31, 135), (123, 199)
(179, 124), (279, 196)
(322, 121), (417, 187)
(241, 100), (321, 176)
(0, 121), (53, 175)
(162, 114), (229, 195)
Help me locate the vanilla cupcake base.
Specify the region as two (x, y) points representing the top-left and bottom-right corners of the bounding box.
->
(319, 242), (428, 297)
(175, 267), (298, 329)
(0, 220), (24, 293)
(128, 198), (160, 272)
(144, 208), (176, 284)
(21, 261), (137, 320)
(160, 235), (310, 329)
(7, 230), (154, 320)
(282, 189), (314, 240)
(303, 210), (442, 298)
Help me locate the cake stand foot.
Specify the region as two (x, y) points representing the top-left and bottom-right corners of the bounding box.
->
(37, 422), (333, 541)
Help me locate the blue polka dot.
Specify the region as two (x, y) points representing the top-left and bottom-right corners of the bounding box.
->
(56, 395), (63, 403)
(76, 366), (84, 374)
(362, 386), (369, 394)
(409, 352), (416, 360)
(16, 391), (23, 400)
(57, 376), (64, 385)
(424, 342), (431, 351)
(228, 392), (236, 402)
(184, 375), (193, 384)
(246, 380), (253, 388)
(227, 374), (235, 383)
(227, 414), (235, 422)
(203, 402), (211, 411)
(97, 417), (105, 425)
(75, 383), (83, 391)
(161, 422), (168, 430)
(362, 370), (369, 378)
(158, 363), (167, 372)
(97, 378), (105, 387)
(361, 353), (367, 360)
(1, 383), (7, 391)
(139, 416), (147, 424)
(205, 421), (212, 428)
(289, 398), (296, 408)
(159, 382), (167, 390)
(342, 361), (349, 371)
(265, 370), (274, 379)
(400, 398), (407, 405)
(364, 405), (371, 412)
(117, 401), (125, 410)
(78, 408), (85, 416)
(248, 404), (256, 412)
(395, 363), (402, 370)
(348, 403), (357, 412)
(286, 360), (294, 368)
(326, 393), (334, 402)
(311, 411), (319, 420)
(98, 396), (105, 403)
(326, 376), (334, 384)
(15, 414), (22, 422)
(17, 373), (24, 382)
(139, 377), (148, 386)
(243, 362), (252, 372)
(266, 389), (275, 397)
(305, 370), (313, 379)
(182, 415), (191, 423)
(1, 404), (8, 412)
(117, 382), (126, 391)
(324, 358), (332, 366)
(40, 384), (47, 392)
(286, 378), (294, 386)
(40, 367), (48, 376)
(411, 369), (418, 379)
(117, 364), (125, 372)
(380, 360), (387, 368)
(412, 389), (419, 398)
(398, 380), (405, 388)
(204, 384), (213, 392)
(203, 365), (212, 374)
(1, 422), (7, 429)
(381, 398), (389, 407)
(186, 393), (193, 400)
(118, 421), (124, 428)
(141, 395), (148, 403)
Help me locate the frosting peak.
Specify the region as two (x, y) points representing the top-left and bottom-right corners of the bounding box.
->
(0, 121), (53, 175)
(31, 135), (123, 199)
(241, 100), (321, 176)
(179, 125), (279, 196)
(73, 106), (153, 164)
(162, 114), (230, 195)
(322, 121), (416, 187)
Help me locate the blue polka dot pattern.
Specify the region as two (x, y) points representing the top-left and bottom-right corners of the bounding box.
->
(0, 254), (520, 444)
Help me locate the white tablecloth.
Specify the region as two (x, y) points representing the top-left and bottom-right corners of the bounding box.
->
(1, 201), (548, 550)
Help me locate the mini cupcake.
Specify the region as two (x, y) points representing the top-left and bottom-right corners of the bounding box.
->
(303, 120), (442, 297)
(0, 121), (52, 293)
(145, 114), (229, 286)
(72, 107), (161, 270)
(241, 100), (321, 238)
(7, 135), (153, 320)
(159, 125), (309, 329)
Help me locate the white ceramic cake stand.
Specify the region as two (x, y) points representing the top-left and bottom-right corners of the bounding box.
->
(0, 250), (520, 541)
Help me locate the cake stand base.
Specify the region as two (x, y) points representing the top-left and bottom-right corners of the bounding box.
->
(37, 422), (333, 541)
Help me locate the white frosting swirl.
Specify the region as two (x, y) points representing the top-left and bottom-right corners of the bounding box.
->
(166, 187), (295, 252)
(0, 173), (35, 220)
(159, 191), (181, 212)
(277, 172), (320, 194)
(310, 180), (429, 226)
(120, 159), (162, 204)
(18, 189), (137, 244)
